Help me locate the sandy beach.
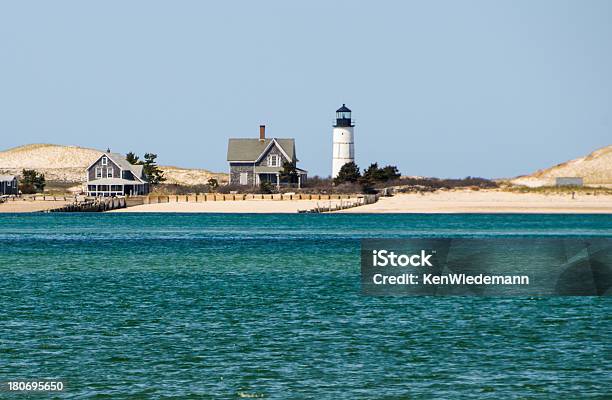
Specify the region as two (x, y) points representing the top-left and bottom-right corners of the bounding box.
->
(110, 199), (351, 213)
(0, 200), (71, 213)
(339, 190), (612, 214)
(105, 190), (612, 214)
(2, 190), (611, 213)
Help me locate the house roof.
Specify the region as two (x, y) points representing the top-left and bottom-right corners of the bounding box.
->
(87, 178), (147, 185)
(106, 152), (135, 171)
(253, 166), (283, 174)
(0, 175), (17, 182)
(253, 166), (308, 174)
(227, 138), (295, 162)
(131, 164), (144, 179)
(87, 152), (147, 183)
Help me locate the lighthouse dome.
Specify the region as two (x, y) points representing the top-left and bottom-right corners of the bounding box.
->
(336, 104), (351, 113)
(334, 104), (353, 127)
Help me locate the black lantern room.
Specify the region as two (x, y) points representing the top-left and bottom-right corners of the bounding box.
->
(334, 104), (354, 127)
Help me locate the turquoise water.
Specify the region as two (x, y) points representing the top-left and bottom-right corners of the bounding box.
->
(1, 213), (610, 399)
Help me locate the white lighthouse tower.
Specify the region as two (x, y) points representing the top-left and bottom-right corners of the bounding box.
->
(332, 104), (355, 178)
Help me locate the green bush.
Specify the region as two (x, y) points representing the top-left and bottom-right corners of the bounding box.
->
(20, 169), (45, 193)
(259, 181), (274, 194)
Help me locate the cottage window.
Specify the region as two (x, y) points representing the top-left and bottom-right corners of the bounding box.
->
(107, 168), (113, 178)
(268, 154), (280, 167)
(95, 167), (102, 178)
(101, 156), (108, 166)
(239, 172), (248, 185)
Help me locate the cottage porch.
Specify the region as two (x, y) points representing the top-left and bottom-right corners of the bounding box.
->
(87, 178), (148, 197)
(254, 167), (307, 189)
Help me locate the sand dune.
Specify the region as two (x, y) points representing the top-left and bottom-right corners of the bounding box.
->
(512, 145), (612, 187)
(0, 144), (227, 184)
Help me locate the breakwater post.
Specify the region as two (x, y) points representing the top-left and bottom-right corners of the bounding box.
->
(298, 194), (379, 213)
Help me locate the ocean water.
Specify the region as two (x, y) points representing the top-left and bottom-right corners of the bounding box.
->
(0, 213), (610, 399)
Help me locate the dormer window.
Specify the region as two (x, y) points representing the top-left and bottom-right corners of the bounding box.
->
(101, 156), (108, 166)
(268, 154), (280, 167)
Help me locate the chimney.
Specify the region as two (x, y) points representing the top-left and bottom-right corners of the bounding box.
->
(259, 125), (265, 141)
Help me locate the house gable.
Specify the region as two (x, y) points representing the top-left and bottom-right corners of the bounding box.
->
(255, 141), (290, 168)
(86, 153), (147, 183)
(227, 138), (295, 163)
(254, 139), (292, 165)
(87, 155), (121, 181)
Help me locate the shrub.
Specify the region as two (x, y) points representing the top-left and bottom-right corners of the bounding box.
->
(152, 183), (210, 195)
(396, 176), (498, 191)
(19, 183), (37, 194)
(259, 181), (274, 194)
(332, 182), (365, 194)
(20, 169), (45, 193)
(207, 178), (219, 193)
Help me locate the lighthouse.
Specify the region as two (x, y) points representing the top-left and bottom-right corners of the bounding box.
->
(332, 104), (355, 178)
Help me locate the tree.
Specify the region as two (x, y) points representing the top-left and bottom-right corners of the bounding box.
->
(334, 162), (361, 185)
(381, 165), (401, 181)
(126, 152), (141, 165)
(362, 163), (386, 182)
(20, 169), (46, 194)
(207, 177), (219, 193)
(279, 161), (298, 184)
(361, 163), (401, 183)
(142, 153), (166, 185)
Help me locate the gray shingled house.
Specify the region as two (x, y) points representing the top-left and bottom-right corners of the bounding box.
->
(227, 125), (307, 188)
(0, 175), (18, 195)
(85, 150), (149, 197)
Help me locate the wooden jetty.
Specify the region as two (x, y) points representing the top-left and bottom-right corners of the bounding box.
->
(298, 194), (379, 213)
(47, 197), (128, 212)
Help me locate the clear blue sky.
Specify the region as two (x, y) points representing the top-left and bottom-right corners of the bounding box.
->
(1, 1), (610, 178)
